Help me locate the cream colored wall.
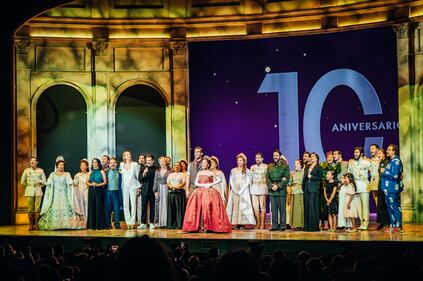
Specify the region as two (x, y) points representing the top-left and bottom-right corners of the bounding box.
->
(14, 38), (188, 223)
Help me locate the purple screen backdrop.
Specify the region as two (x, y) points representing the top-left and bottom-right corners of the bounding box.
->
(189, 27), (398, 177)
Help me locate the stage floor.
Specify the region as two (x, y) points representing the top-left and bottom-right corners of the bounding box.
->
(1, 223), (422, 242)
(2, 224), (423, 256)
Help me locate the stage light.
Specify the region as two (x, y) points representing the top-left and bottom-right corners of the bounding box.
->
(265, 66), (271, 73)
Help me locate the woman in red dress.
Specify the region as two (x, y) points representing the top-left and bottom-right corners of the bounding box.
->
(182, 158), (232, 233)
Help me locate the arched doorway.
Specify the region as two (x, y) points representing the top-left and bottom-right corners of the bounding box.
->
(115, 84), (166, 162)
(36, 85), (87, 175)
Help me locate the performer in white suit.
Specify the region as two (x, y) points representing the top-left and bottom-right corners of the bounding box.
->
(347, 147), (372, 230)
(119, 150), (141, 229)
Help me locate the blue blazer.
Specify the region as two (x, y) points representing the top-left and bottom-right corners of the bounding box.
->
(381, 156), (403, 193)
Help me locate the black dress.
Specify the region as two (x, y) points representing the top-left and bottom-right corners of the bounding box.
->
(87, 169), (106, 230)
(324, 182), (338, 215)
(303, 164), (323, 231)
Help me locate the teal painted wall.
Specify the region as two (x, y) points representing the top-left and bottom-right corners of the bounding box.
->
(36, 85), (87, 176)
(115, 85), (166, 162)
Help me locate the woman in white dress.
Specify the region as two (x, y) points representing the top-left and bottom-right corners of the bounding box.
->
(210, 156), (228, 206)
(73, 159), (90, 225)
(119, 151), (141, 229)
(338, 174), (352, 229)
(153, 157), (170, 228)
(226, 153), (256, 229)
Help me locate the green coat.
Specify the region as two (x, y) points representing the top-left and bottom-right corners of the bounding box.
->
(267, 161), (290, 196)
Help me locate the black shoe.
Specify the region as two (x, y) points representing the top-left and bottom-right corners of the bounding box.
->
(115, 225), (121, 229)
(269, 228), (279, 231)
(279, 228), (286, 231)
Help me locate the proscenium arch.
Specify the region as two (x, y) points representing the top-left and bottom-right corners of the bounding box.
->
(30, 80), (92, 157)
(109, 80), (170, 158)
(303, 68), (383, 161)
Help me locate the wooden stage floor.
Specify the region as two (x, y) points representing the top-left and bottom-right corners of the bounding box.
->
(1, 224), (422, 255)
(0, 224), (422, 242)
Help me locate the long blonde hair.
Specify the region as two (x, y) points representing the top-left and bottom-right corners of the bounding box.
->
(122, 150), (131, 163)
(236, 153), (247, 174)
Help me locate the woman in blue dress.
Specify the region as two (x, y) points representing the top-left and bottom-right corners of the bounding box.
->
(38, 159), (85, 230)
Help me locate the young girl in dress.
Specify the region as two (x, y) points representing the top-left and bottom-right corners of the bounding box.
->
(324, 170), (338, 232)
(342, 173), (359, 232)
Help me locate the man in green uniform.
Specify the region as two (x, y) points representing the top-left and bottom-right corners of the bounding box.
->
(20, 156), (46, 231)
(267, 149), (290, 231)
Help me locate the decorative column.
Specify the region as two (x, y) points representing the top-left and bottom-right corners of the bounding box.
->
(412, 23), (423, 222)
(14, 38), (33, 224)
(87, 40), (110, 160)
(169, 39), (189, 162)
(394, 22), (418, 222)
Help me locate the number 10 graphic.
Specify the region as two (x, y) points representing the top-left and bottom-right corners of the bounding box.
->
(257, 68), (383, 167)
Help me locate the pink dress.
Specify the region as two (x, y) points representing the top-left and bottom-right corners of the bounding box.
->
(182, 174), (232, 233)
(343, 184), (358, 218)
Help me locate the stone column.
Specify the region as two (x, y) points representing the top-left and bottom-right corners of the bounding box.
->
(14, 38), (33, 223)
(394, 22), (418, 222)
(88, 41), (111, 160)
(170, 40), (189, 162)
(408, 22), (423, 223)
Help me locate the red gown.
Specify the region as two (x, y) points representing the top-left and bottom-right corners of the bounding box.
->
(182, 174), (232, 233)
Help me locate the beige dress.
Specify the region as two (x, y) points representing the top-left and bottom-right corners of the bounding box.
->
(289, 169), (304, 228)
(73, 172), (89, 224)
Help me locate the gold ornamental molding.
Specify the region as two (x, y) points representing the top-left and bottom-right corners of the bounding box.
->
(170, 41), (187, 56)
(393, 22), (418, 38)
(88, 41), (109, 56)
(18, 0), (423, 41)
(14, 39), (31, 54)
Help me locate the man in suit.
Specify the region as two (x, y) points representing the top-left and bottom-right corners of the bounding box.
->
(139, 154), (157, 229)
(347, 146), (372, 230)
(186, 147), (203, 197)
(381, 144), (404, 233)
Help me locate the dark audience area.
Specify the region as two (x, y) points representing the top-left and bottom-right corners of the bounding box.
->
(1, 235), (421, 281)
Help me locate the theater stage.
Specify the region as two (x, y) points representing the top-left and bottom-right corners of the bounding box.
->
(1, 224), (422, 256)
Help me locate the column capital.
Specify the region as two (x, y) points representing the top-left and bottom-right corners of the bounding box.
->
(170, 41), (187, 56)
(393, 22), (417, 39)
(14, 39), (31, 54)
(87, 41), (109, 56)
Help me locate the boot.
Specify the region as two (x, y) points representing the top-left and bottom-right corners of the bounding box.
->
(254, 211), (260, 229)
(34, 213), (40, 231)
(260, 212), (266, 229)
(28, 212), (34, 231)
